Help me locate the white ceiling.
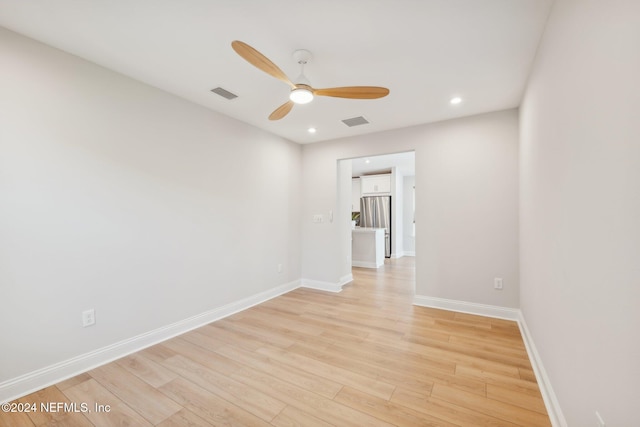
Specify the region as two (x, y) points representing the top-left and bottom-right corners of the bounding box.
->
(0, 0), (553, 144)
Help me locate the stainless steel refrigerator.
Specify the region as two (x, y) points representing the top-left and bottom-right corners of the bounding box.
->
(360, 196), (391, 258)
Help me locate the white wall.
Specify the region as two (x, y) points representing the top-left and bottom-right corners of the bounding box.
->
(403, 176), (416, 255)
(391, 168), (403, 258)
(337, 160), (353, 280)
(0, 28), (301, 387)
(519, 0), (640, 425)
(301, 109), (519, 308)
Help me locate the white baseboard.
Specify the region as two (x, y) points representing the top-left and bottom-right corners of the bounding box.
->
(338, 274), (353, 287)
(300, 278), (344, 293)
(0, 279), (301, 404)
(413, 295), (520, 321)
(351, 260), (383, 269)
(391, 252), (403, 259)
(517, 312), (567, 427)
(412, 294), (565, 427)
(403, 251), (415, 257)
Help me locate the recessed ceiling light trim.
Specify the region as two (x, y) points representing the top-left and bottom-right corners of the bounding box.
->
(450, 96), (462, 105)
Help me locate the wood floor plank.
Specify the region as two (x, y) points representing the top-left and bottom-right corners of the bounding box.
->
(486, 384), (548, 414)
(162, 354), (287, 421)
(431, 383), (551, 426)
(0, 409), (36, 427)
(155, 408), (215, 427)
(62, 378), (154, 427)
(55, 373), (92, 391)
(270, 406), (335, 427)
(116, 353), (178, 388)
(335, 386), (458, 427)
(192, 323), (263, 351)
(138, 342), (179, 363)
(228, 366), (395, 427)
(160, 337), (245, 375)
(256, 345), (397, 400)
(179, 328), (229, 352)
(214, 344), (344, 399)
(401, 334), (524, 378)
(159, 377), (272, 427)
(418, 397), (523, 427)
(455, 364), (542, 395)
(18, 386), (93, 427)
(390, 386), (431, 408)
(320, 335), (458, 374)
(213, 317), (298, 349)
(283, 338), (443, 396)
(519, 367), (538, 382)
(89, 362), (182, 424)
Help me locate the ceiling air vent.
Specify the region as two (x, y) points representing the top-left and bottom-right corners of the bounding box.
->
(342, 116), (369, 127)
(210, 87), (238, 100)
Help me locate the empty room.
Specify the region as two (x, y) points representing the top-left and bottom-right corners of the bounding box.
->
(0, 1), (637, 426)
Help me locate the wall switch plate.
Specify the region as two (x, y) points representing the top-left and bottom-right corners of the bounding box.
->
(494, 278), (503, 290)
(82, 309), (95, 327)
(313, 214), (323, 223)
(277, 263), (283, 273)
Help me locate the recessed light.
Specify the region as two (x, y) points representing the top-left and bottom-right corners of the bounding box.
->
(450, 96), (462, 105)
(365, 159), (371, 164)
(308, 127), (317, 133)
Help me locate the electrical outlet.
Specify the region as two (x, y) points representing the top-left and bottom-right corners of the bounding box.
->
(82, 309), (95, 327)
(595, 411), (605, 427)
(494, 278), (503, 290)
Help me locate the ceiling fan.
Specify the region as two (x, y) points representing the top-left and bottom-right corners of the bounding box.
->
(231, 40), (390, 120)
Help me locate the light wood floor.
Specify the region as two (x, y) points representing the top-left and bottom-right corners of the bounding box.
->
(2, 257), (550, 426)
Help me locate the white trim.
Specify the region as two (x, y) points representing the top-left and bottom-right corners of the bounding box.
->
(300, 278), (343, 293)
(338, 274), (353, 287)
(403, 251), (416, 257)
(351, 260), (383, 269)
(412, 295), (566, 427)
(517, 312), (567, 427)
(0, 279), (301, 404)
(413, 295), (519, 321)
(390, 252), (403, 259)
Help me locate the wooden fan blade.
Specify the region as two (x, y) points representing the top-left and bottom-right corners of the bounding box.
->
(269, 100), (295, 120)
(231, 40), (294, 88)
(313, 86), (390, 99)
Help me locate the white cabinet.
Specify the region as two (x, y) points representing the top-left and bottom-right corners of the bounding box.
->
(352, 178), (361, 212)
(360, 174), (391, 195)
(352, 228), (385, 268)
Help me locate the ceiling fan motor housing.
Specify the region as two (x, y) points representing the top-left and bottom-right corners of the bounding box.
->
(292, 49), (312, 65)
(292, 49), (313, 87)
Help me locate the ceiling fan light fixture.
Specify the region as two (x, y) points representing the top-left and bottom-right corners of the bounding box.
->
(290, 87), (314, 104)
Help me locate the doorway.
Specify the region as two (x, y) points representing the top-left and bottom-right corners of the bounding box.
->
(338, 151), (415, 283)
